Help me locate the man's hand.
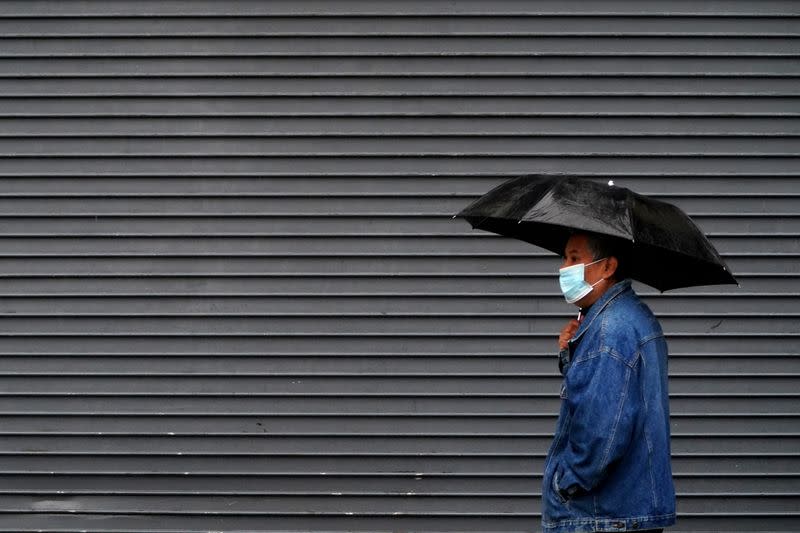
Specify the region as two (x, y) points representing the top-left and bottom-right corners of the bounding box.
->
(558, 319), (581, 351)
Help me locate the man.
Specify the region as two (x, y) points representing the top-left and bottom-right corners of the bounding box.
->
(542, 232), (676, 533)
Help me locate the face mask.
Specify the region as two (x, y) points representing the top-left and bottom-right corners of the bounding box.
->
(559, 258), (607, 304)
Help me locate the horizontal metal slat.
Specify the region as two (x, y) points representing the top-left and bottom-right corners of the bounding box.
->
(0, 456), (541, 475)
(0, 375), (567, 395)
(0, 374), (795, 395)
(0, 396), (558, 415)
(0, 352), (796, 377)
(1, 96), (798, 117)
(0, 355), (557, 375)
(0, 414), (572, 434)
(0, 0), (797, 16)
(0, 452), (795, 475)
(0, 514), (542, 532)
(0, 433), (795, 455)
(673, 454), (800, 473)
(0, 490), (520, 507)
(0, 15), (798, 37)
(0, 395), (796, 416)
(2, 174), (800, 194)
(0, 196), (795, 218)
(0, 214), (796, 234)
(4, 116), (800, 136)
(0, 478), (799, 512)
(0, 298), (794, 316)
(0, 194), (796, 215)
(0, 375), (557, 395)
(2, 76), (798, 98)
(0, 174), (800, 194)
(0, 293), (793, 313)
(0, 492), (781, 516)
(0, 513), (791, 532)
(0, 315), (793, 335)
(0, 469), (790, 493)
(0, 351), (792, 373)
(0, 492), (793, 516)
(3, 36), (800, 56)
(0, 413), (793, 434)
(0, 234), (791, 255)
(3, 155), (800, 176)
(0, 476), (561, 495)
(670, 357), (800, 374)
(676, 474), (800, 494)
(0, 254), (792, 275)
(0, 434), (552, 455)
(0, 334), (795, 356)
(1, 136), (798, 156)
(3, 56), (798, 77)
(0, 274), (786, 294)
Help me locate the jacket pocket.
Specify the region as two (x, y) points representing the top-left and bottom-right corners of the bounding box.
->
(552, 465), (569, 505)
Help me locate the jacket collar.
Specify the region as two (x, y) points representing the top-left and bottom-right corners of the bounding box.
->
(571, 279), (632, 344)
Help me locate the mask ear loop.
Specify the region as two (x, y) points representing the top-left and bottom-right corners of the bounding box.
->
(586, 257), (608, 281)
(586, 258), (611, 291)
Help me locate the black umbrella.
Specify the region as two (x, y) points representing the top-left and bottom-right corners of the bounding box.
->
(455, 174), (738, 292)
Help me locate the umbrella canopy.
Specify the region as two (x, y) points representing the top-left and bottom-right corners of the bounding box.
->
(455, 174), (738, 292)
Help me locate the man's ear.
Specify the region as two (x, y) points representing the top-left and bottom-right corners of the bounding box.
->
(604, 256), (619, 279)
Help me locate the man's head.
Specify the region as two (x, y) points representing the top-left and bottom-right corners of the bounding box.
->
(560, 232), (629, 308)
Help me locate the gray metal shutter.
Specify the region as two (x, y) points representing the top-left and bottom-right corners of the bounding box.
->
(0, 1), (797, 531)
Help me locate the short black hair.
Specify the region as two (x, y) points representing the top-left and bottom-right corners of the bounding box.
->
(583, 232), (630, 281)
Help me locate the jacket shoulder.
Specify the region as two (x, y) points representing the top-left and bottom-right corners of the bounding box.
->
(600, 291), (662, 362)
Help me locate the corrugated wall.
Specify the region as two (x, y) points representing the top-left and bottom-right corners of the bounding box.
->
(0, 1), (797, 531)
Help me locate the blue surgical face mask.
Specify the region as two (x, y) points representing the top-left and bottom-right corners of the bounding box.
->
(559, 258), (607, 304)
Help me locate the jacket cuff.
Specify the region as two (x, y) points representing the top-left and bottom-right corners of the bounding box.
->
(558, 348), (571, 374)
(556, 464), (585, 498)
(558, 484), (580, 502)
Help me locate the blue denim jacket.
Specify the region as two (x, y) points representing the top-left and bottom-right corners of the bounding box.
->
(542, 280), (676, 533)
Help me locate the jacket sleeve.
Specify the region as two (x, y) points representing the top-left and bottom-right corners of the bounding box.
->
(556, 349), (640, 495)
(557, 348), (571, 375)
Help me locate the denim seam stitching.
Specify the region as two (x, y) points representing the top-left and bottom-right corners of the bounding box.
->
(607, 346), (638, 369)
(542, 512), (676, 528)
(640, 331), (664, 345)
(596, 363), (632, 488)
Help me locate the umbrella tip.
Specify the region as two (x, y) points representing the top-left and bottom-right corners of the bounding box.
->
(608, 180), (615, 187)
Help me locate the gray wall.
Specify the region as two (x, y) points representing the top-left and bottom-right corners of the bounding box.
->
(0, 1), (797, 531)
